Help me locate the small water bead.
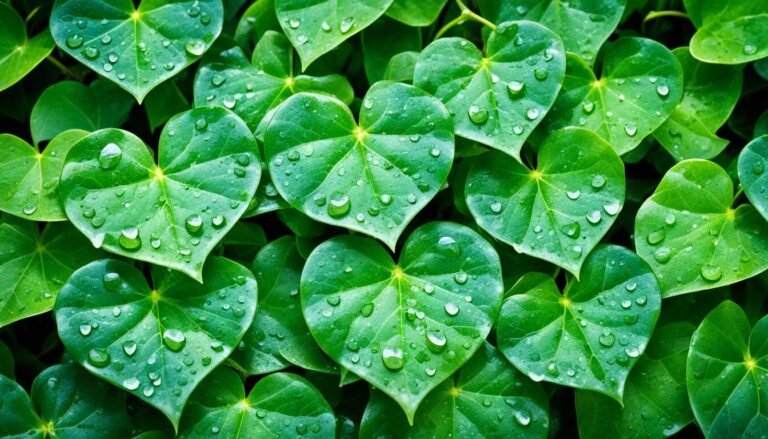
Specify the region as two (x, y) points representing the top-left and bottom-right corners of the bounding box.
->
(454, 271), (468, 285)
(426, 330), (447, 352)
(514, 409), (532, 426)
(603, 201), (620, 216)
(625, 346), (641, 358)
(534, 68), (548, 81)
(119, 227), (141, 251)
(423, 284), (435, 294)
(360, 303), (374, 317)
(99, 143), (122, 169)
(624, 123), (637, 137)
(185, 39), (206, 56)
(379, 194), (392, 205)
(381, 346), (404, 370)
(701, 264), (722, 282)
(123, 341), (137, 356)
(339, 17), (355, 33)
(83, 47), (100, 59)
(526, 108), (540, 120)
(321, 20), (332, 32)
(23, 205), (37, 215)
(108, 53), (119, 63)
(490, 202), (502, 213)
(185, 213), (203, 234)
(288, 18), (301, 28)
(162, 329), (186, 351)
(656, 85), (670, 97)
(326, 295), (341, 306)
(654, 247), (671, 263)
(429, 148), (441, 158)
(566, 190), (581, 200)
(407, 193), (417, 204)
(582, 101), (595, 114)
(599, 332), (615, 347)
(66, 34), (84, 49)
(664, 214), (676, 225)
(743, 44), (757, 55)
(621, 299), (632, 309)
(123, 377), (140, 391)
(586, 210), (602, 225)
(425, 367), (437, 377)
(591, 174), (606, 189)
(507, 81), (525, 98)
(646, 230), (665, 245)
(444, 302), (460, 316)
(328, 192), (351, 217)
(468, 105), (489, 125)
(88, 349), (111, 367)
(561, 222), (580, 238)
(625, 282), (637, 292)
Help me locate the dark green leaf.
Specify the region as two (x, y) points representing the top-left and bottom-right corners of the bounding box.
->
(386, 0), (448, 26)
(0, 3), (54, 92)
(361, 16), (421, 84)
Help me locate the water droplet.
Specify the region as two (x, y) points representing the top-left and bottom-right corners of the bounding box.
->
(625, 282), (637, 292)
(122, 341), (137, 356)
(743, 44), (757, 55)
(490, 202), (502, 213)
(379, 194), (392, 205)
(534, 68), (548, 81)
(162, 329), (186, 351)
(88, 349), (111, 367)
(185, 39), (205, 56)
(656, 85), (670, 97)
(426, 330), (447, 352)
(104, 272), (121, 290)
(561, 222), (580, 238)
(566, 190), (581, 200)
(211, 215), (226, 228)
(664, 214), (676, 225)
(468, 105), (489, 125)
(591, 174), (606, 189)
(444, 302), (459, 316)
(586, 210), (602, 225)
(624, 123), (637, 137)
(123, 377), (140, 391)
(582, 101), (595, 114)
(108, 53), (119, 63)
(625, 346), (640, 357)
(288, 18), (301, 28)
(454, 271), (468, 284)
(360, 303), (374, 317)
(701, 265), (722, 282)
(514, 409), (531, 426)
(185, 213), (203, 234)
(599, 331), (615, 347)
(83, 47), (100, 59)
(321, 21), (331, 32)
(654, 247), (671, 263)
(119, 227), (141, 251)
(23, 205), (37, 215)
(66, 34), (84, 49)
(101, 35), (111, 44)
(526, 108), (540, 120)
(327, 192), (350, 217)
(326, 295), (341, 306)
(507, 81), (525, 98)
(381, 346), (404, 370)
(339, 17), (354, 33)
(646, 230), (665, 245)
(98, 143), (122, 169)
(437, 236), (461, 256)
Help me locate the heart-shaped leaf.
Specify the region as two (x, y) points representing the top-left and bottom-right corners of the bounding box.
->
(50, 0), (224, 102)
(687, 301), (768, 438)
(30, 80), (134, 145)
(413, 21), (565, 160)
(274, 0), (393, 69)
(59, 107), (261, 281)
(0, 364), (135, 438)
(652, 47), (742, 161)
(179, 367), (336, 438)
(534, 38), (683, 155)
(301, 221), (503, 421)
(685, 0), (768, 64)
(497, 245), (661, 400)
(0, 130), (88, 221)
(360, 343), (550, 437)
(54, 257), (257, 428)
(231, 236), (337, 375)
(0, 2), (54, 92)
(738, 136), (768, 222)
(264, 82), (454, 250)
(466, 128), (625, 276)
(386, 0), (448, 27)
(477, 0), (628, 63)
(575, 321), (695, 438)
(635, 159), (768, 296)
(0, 217), (103, 328)
(194, 31), (353, 133)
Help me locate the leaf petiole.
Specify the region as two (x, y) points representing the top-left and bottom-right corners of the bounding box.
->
(642, 10), (690, 33)
(434, 0), (496, 40)
(45, 56), (84, 82)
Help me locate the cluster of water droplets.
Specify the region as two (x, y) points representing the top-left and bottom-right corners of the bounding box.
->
(285, 15), (356, 47)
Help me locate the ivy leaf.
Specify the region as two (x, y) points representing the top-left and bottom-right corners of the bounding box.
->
(0, 2), (54, 92)
(497, 245), (661, 400)
(386, 0), (448, 27)
(466, 128), (625, 276)
(301, 222), (503, 421)
(534, 38), (683, 155)
(414, 21), (565, 161)
(635, 159), (768, 297)
(194, 31), (353, 133)
(231, 236), (337, 375)
(361, 16), (421, 84)
(0, 130), (88, 221)
(360, 343), (550, 438)
(652, 47), (742, 161)
(50, 0), (224, 102)
(575, 322), (695, 438)
(59, 107), (261, 281)
(179, 367), (336, 438)
(264, 82), (454, 250)
(274, 0), (393, 69)
(477, 0), (628, 63)
(30, 80), (134, 145)
(738, 136), (768, 222)
(687, 301), (768, 437)
(54, 257), (257, 428)
(0, 217), (103, 328)
(685, 0), (768, 64)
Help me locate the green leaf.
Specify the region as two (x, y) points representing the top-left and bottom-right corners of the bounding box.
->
(179, 367), (336, 438)
(145, 80), (191, 132)
(384, 51), (418, 83)
(0, 364), (135, 438)
(652, 47), (742, 161)
(54, 257), (257, 428)
(233, 0), (280, 49)
(687, 301), (768, 437)
(231, 236), (336, 375)
(264, 82), (454, 250)
(575, 322), (695, 438)
(274, 0), (393, 69)
(244, 168), (290, 217)
(220, 222), (267, 265)
(385, 0), (448, 26)
(413, 21), (565, 160)
(49, 0), (224, 102)
(466, 128), (625, 276)
(360, 343), (550, 437)
(497, 245), (661, 400)
(194, 31), (354, 133)
(0, 217), (103, 328)
(478, 0), (628, 63)
(738, 135), (768, 222)
(361, 16), (421, 84)
(30, 80), (134, 145)
(755, 111), (768, 138)
(0, 2), (54, 92)
(534, 38), (683, 155)
(59, 107), (261, 281)
(685, 0), (768, 64)
(301, 221), (503, 421)
(0, 340), (13, 378)
(635, 159), (768, 296)
(0, 130), (88, 221)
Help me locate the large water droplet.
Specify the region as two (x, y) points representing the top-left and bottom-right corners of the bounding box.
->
(566, 190), (581, 200)
(646, 230), (665, 245)
(327, 192), (351, 217)
(624, 123), (637, 137)
(591, 174), (606, 189)
(468, 105), (489, 125)
(66, 34), (84, 49)
(437, 236), (461, 256)
(582, 101), (595, 114)
(444, 302), (460, 316)
(743, 44), (757, 55)
(381, 346), (404, 370)
(561, 222), (580, 238)
(507, 81), (525, 98)
(701, 264), (722, 282)
(119, 227), (141, 251)
(185, 39), (205, 56)
(99, 143), (122, 170)
(339, 17), (355, 33)
(163, 329), (186, 351)
(599, 331), (615, 347)
(656, 85), (670, 97)
(514, 409), (532, 426)
(654, 247), (671, 263)
(122, 377), (140, 391)
(426, 330), (447, 352)
(586, 210), (602, 225)
(88, 349), (111, 367)
(185, 213), (203, 234)
(104, 272), (121, 290)
(123, 341), (137, 356)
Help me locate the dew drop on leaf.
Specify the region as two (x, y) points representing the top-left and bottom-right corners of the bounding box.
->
(185, 39), (205, 56)
(468, 105), (489, 125)
(339, 17), (354, 34)
(103, 272), (121, 290)
(701, 264), (722, 282)
(426, 330), (447, 352)
(98, 143), (122, 170)
(66, 34), (84, 49)
(162, 329), (186, 351)
(119, 227), (141, 251)
(122, 377), (140, 391)
(185, 213), (203, 234)
(87, 348), (111, 367)
(381, 346), (404, 370)
(327, 192), (351, 217)
(444, 302), (459, 316)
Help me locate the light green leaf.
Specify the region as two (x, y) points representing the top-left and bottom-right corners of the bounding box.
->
(0, 217), (103, 328)
(301, 222), (503, 421)
(414, 21), (565, 160)
(231, 236), (337, 375)
(194, 31), (353, 133)
(0, 3), (54, 92)
(478, 0), (628, 63)
(738, 136), (768, 222)
(534, 38), (683, 155)
(264, 82), (454, 250)
(635, 159), (768, 296)
(652, 47), (742, 161)
(50, 0), (224, 102)
(360, 343), (549, 438)
(497, 245), (661, 400)
(59, 107), (261, 281)
(361, 16), (421, 84)
(54, 257), (257, 428)
(575, 322), (695, 438)
(466, 128), (625, 276)
(685, 0), (768, 64)
(275, 0), (393, 69)
(0, 130), (88, 221)
(687, 301), (768, 437)
(179, 368), (335, 438)
(386, 0), (448, 26)
(30, 80), (134, 145)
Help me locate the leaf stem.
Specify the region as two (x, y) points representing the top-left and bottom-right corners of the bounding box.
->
(46, 56), (85, 82)
(642, 10), (690, 33)
(434, 0), (496, 40)
(733, 187), (745, 206)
